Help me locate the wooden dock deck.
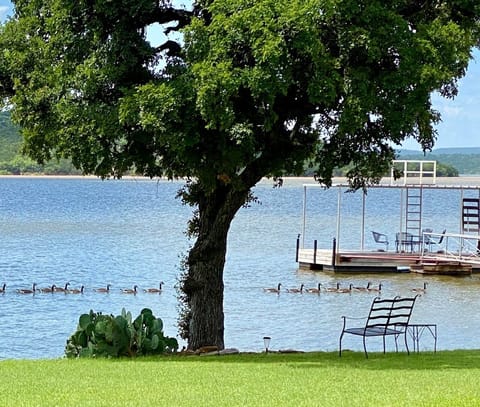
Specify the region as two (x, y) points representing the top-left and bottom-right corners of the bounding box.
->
(409, 261), (472, 275)
(297, 248), (479, 274)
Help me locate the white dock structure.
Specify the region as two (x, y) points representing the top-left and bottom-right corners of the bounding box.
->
(296, 160), (480, 274)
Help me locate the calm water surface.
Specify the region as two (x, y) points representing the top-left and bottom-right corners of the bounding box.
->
(0, 177), (478, 359)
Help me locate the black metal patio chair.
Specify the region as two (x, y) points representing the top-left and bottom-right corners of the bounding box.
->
(423, 229), (446, 252)
(395, 232), (414, 252)
(372, 231), (389, 251)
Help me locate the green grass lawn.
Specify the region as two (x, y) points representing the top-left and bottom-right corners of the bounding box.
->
(1, 350), (479, 406)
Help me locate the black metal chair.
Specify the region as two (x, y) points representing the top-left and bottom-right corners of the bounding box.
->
(424, 229), (446, 252)
(372, 231), (389, 251)
(339, 295), (419, 358)
(395, 232), (414, 252)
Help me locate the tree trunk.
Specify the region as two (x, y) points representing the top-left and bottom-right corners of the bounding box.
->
(183, 184), (251, 351)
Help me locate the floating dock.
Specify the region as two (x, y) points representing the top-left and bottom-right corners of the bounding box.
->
(297, 247), (478, 274)
(296, 160), (480, 275)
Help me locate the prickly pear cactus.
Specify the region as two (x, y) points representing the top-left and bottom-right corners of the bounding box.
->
(65, 308), (178, 358)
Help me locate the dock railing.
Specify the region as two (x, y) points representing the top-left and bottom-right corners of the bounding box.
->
(421, 231), (480, 263)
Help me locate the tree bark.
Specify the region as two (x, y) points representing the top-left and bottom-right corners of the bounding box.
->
(183, 184), (251, 350)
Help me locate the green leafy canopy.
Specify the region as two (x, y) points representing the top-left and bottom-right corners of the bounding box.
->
(1, 0), (479, 189)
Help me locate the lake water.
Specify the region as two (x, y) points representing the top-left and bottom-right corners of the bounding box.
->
(0, 176), (479, 359)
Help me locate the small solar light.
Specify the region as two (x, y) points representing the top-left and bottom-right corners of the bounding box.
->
(263, 336), (271, 353)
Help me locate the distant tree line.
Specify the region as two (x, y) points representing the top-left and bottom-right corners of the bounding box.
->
(400, 153), (474, 176)
(0, 111), (469, 177)
(0, 111), (21, 162)
(0, 111), (80, 175)
(304, 159), (459, 178)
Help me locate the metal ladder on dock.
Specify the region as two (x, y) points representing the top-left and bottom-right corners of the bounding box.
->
(457, 193), (480, 256)
(406, 187), (423, 240)
(462, 197), (480, 233)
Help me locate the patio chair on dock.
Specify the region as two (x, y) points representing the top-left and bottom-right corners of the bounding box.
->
(424, 229), (446, 252)
(372, 231), (389, 251)
(395, 232), (414, 252)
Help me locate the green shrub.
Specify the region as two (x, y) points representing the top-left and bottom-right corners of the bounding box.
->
(65, 308), (178, 358)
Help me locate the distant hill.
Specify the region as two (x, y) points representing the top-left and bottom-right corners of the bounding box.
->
(397, 148), (480, 175)
(433, 147), (480, 155)
(0, 110), (21, 161)
(0, 111), (81, 175)
(398, 147), (480, 155)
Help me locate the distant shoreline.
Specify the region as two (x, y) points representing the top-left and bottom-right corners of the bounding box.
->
(2, 174), (480, 186)
(0, 174), (98, 179)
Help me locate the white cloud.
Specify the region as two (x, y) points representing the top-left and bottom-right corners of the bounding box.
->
(440, 106), (463, 118)
(0, 6), (9, 20)
(428, 49), (480, 148)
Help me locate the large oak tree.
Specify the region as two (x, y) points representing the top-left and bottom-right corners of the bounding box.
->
(0, 0), (479, 350)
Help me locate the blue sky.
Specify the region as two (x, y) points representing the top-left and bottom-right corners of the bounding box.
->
(1, 1), (479, 150)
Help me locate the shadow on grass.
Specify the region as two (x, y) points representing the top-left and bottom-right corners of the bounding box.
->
(146, 349), (480, 371)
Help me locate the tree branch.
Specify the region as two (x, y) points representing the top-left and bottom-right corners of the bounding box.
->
(156, 40), (182, 57)
(145, 7), (193, 29)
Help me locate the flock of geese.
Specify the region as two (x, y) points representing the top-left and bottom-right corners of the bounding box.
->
(1, 280), (429, 295)
(263, 282), (428, 294)
(0, 282), (165, 295)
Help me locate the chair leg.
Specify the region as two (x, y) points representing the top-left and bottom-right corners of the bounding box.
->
(339, 332), (344, 357)
(363, 336), (368, 358)
(404, 333), (410, 355)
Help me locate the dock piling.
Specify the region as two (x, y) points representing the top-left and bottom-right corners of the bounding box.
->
(295, 235), (300, 263)
(332, 238), (337, 267)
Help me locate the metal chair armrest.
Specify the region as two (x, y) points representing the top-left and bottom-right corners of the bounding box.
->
(341, 315), (367, 330)
(341, 316), (367, 320)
